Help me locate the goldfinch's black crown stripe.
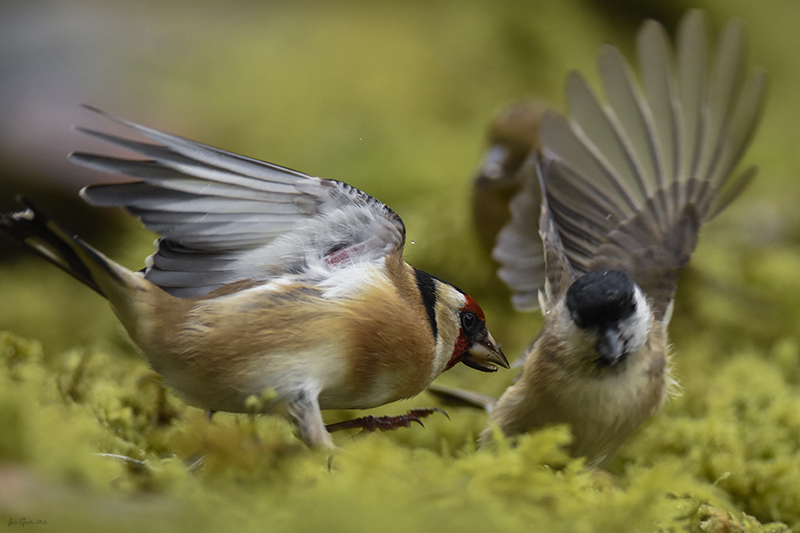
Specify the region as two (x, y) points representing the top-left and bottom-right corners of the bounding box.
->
(566, 270), (636, 329)
(413, 268), (439, 341)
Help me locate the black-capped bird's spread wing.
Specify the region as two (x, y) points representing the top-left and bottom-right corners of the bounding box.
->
(72, 106), (405, 298)
(495, 10), (766, 318)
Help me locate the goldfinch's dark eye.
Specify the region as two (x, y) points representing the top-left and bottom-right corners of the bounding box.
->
(461, 311), (478, 332)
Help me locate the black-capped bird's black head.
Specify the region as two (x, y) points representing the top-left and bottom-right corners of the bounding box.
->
(566, 270), (640, 366)
(566, 270), (636, 329)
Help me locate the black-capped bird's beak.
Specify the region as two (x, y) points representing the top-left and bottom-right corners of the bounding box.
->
(463, 331), (509, 373)
(595, 327), (628, 367)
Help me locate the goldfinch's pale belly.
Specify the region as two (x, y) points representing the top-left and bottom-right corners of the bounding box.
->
(134, 274), (437, 414)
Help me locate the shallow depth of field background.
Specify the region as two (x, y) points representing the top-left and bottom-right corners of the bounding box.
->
(1, 0), (799, 531)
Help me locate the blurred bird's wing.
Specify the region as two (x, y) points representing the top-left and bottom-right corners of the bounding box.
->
(492, 157), (545, 310)
(537, 10), (766, 318)
(72, 106), (406, 298)
(472, 101), (549, 253)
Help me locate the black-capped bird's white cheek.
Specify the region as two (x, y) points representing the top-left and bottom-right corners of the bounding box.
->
(617, 288), (652, 355)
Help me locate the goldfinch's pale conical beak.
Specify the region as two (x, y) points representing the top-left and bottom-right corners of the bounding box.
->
(463, 332), (509, 373)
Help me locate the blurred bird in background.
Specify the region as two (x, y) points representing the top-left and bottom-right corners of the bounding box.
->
(471, 100), (548, 253)
(0, 107), (508, 450)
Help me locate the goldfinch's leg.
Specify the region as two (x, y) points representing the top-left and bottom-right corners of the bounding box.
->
(287, 387), (334, 449)
(325, 408), (449, 433)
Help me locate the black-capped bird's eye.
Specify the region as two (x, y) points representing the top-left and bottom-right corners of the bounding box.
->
(461, 311), (478, 332)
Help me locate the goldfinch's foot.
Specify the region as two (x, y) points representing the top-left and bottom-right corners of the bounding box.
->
(325, 408), (449, 433)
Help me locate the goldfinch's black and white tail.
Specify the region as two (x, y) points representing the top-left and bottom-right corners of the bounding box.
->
(0, 198), (118, 297)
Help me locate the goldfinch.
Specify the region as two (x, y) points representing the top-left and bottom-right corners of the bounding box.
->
(0, 107), (508, 450)
(484, 10), (766, 467)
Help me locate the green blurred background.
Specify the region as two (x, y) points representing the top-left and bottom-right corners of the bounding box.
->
(1, 0), (799, 531)
(0, 0), (795, 354)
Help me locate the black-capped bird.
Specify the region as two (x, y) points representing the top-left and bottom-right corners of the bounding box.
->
(483, 10), (766, 467)
(0, 107), (508, 450)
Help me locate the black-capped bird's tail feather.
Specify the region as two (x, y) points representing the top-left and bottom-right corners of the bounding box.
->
(427, 382), (497, 413)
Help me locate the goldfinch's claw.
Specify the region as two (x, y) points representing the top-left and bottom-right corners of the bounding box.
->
(325, 407), (449, 434)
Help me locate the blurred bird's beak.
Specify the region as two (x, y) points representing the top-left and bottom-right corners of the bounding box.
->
(477, 145), (510, 181)
(463, 332), (509, 373)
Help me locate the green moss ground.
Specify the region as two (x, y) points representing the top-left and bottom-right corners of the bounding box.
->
(2, 0), (799, 531)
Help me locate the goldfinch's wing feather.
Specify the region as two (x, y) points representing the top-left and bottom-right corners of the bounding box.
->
(538, 10), (766, 318)
(73, 107), (405, 298)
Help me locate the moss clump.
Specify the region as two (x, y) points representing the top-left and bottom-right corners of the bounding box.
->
(0, 329), (796, 533)
(622, 348), (800, 530)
